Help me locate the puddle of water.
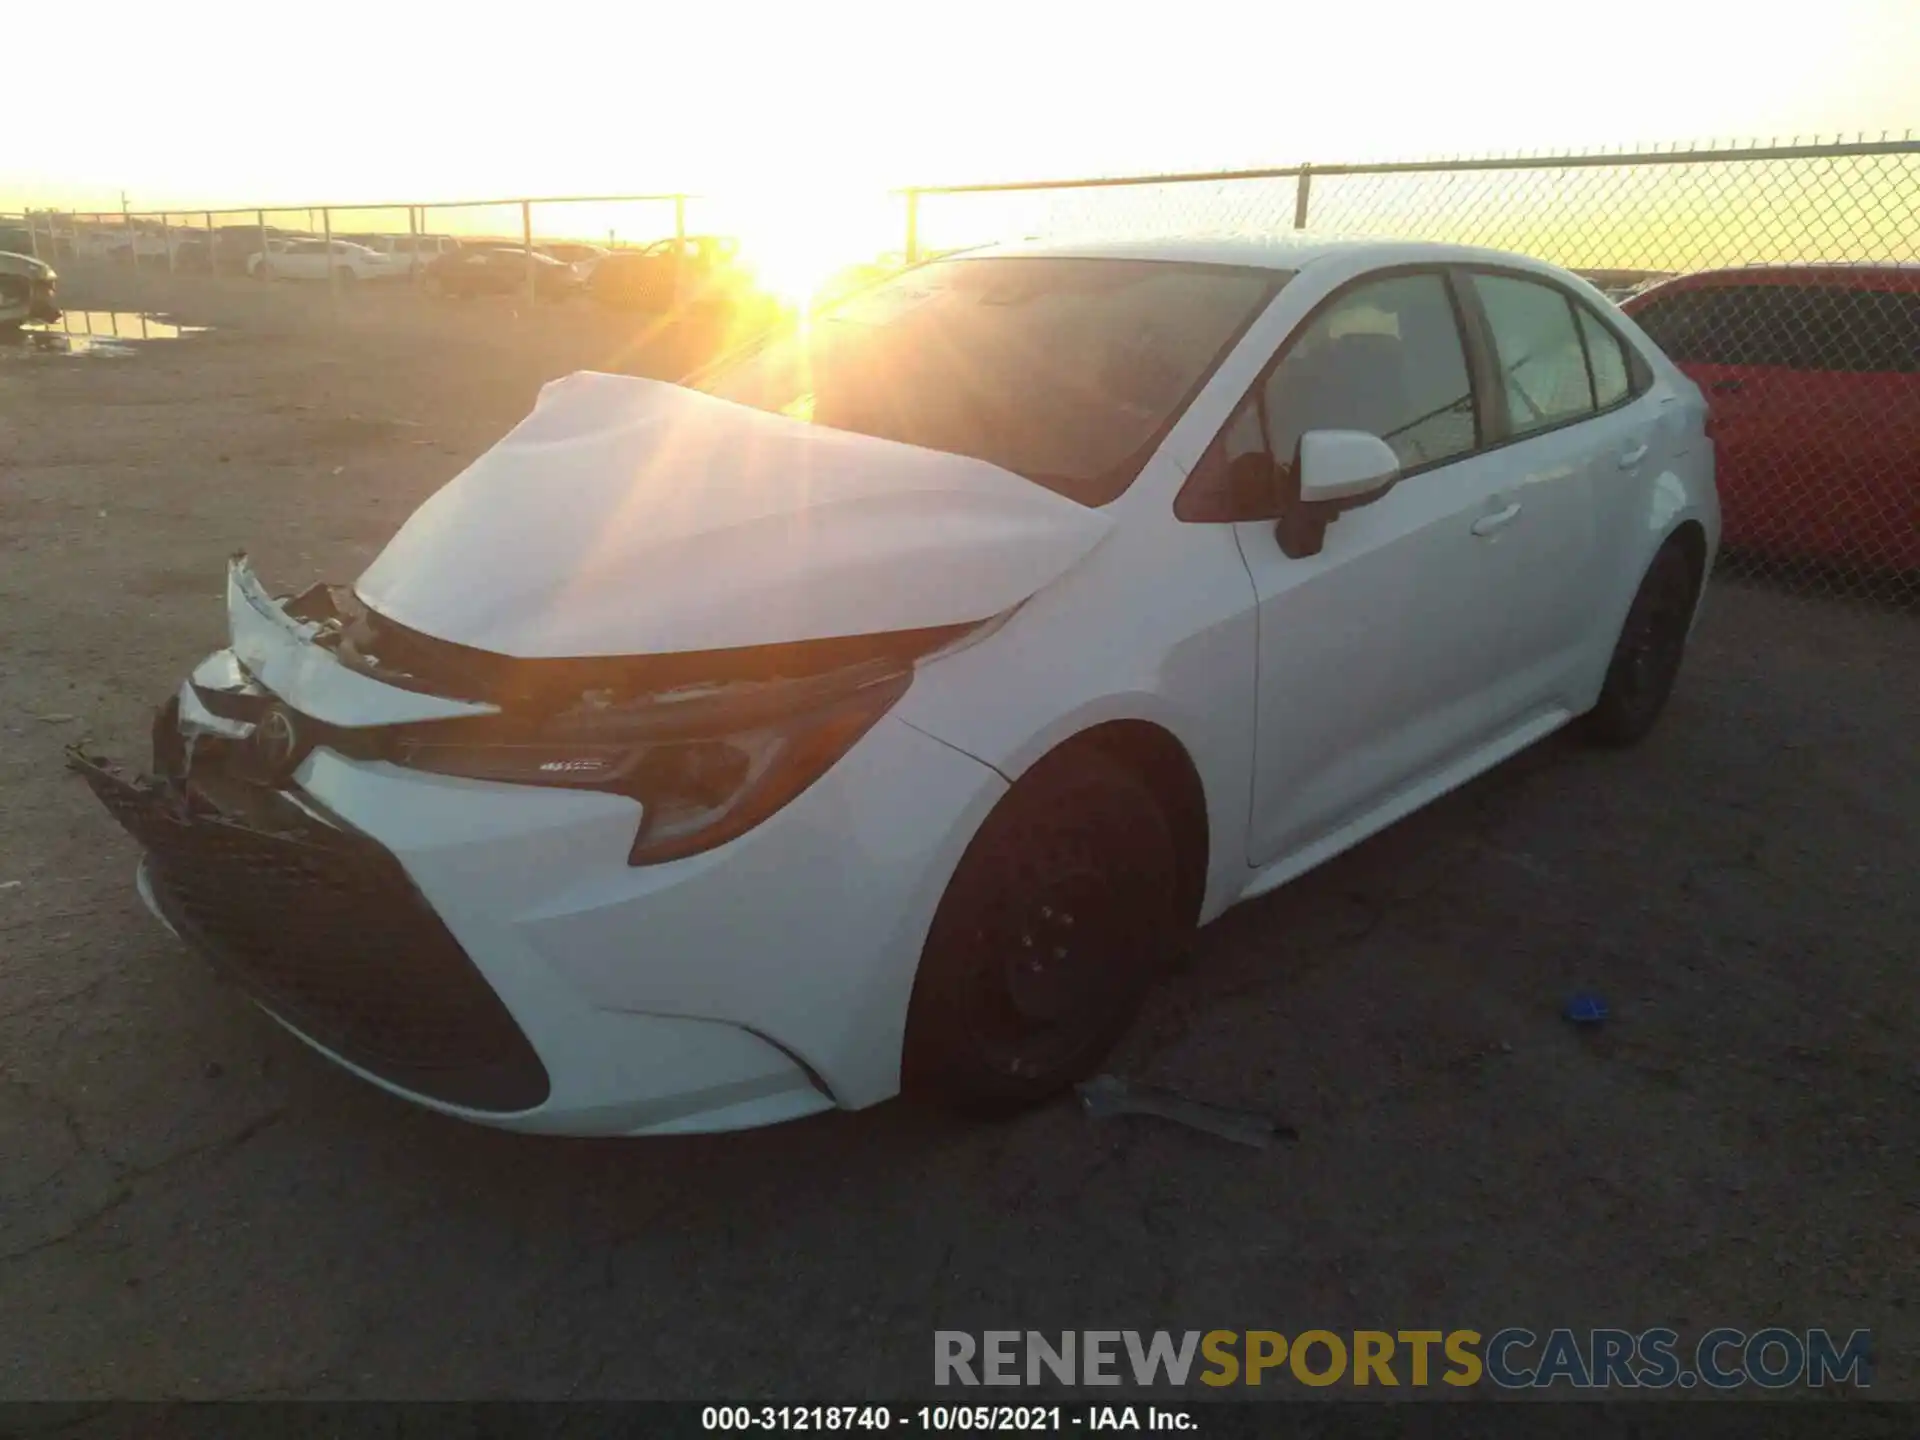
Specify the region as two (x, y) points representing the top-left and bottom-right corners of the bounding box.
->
(6, 310), (208, 357)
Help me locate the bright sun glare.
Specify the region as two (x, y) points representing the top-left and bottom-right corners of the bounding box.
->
(720, 187), (905, 310)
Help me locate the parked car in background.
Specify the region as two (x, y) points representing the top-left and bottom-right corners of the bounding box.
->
(174, 225), (302, 275)
(74, 236), (1717, 1136)
(1578, 269), (1672, 304)
(0, 251), (59, 329)
(100, 223), (204, 267)
(535, 241), (610, 278)
(342, 233), (464, 273)
(588, 235), (747, 312)
(250, 238), (410, 283)
(1624, 264), (1919, 573)
(65, 228), (131, 263)
(425, 245), (581, 300)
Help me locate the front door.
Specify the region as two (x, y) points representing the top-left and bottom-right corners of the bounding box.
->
(1231, 269), (1519, 869)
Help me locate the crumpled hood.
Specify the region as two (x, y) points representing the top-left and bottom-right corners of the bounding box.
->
(355, 372), (1115, 658)
(0, 251), (53, 279)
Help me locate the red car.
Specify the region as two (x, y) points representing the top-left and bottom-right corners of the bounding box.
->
(1623, 265), (1919, 574)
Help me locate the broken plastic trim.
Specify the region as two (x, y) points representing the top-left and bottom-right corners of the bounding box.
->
(330, 586), (977, 713)
(1075, 1073), (1297, 1148)
(218, 556), (987, 861)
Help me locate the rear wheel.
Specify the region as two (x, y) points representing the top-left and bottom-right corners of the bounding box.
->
(1579, 539), (1699, 747)
(904, 748), (1183, 1113)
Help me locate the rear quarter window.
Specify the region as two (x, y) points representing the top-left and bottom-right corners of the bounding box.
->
(1576, 305), (1632, 408)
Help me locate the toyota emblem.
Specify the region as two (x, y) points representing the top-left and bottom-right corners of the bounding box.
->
(253, 705), (302, 778)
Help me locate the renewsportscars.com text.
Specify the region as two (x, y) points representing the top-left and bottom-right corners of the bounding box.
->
(934, 1328), (1872, 1390)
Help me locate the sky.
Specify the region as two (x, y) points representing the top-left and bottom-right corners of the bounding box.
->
(10, 0), (1916, 216)
(9, 0), (1917, 292)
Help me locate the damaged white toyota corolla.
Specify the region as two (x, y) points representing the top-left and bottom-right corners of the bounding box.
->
(75, 236), (1718, 1135)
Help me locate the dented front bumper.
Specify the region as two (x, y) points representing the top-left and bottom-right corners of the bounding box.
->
(72, 558), (1007, 1135)
(72, 750), (553, 1113)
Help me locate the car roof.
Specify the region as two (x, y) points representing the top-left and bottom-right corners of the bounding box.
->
(1631, 262), (1920, 294)
(964, 232), (1576, 276)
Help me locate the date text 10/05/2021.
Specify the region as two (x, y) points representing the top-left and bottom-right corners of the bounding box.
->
(703, 1407), (1188, 1431)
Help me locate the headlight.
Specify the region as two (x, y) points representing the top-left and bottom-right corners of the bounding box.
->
(387, 664), (911, 865)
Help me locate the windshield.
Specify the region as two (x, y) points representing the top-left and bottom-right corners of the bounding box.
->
(696, 257), (1285, 504)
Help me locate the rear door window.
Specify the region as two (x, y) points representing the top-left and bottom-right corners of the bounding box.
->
(1470, 273), (1597, 435)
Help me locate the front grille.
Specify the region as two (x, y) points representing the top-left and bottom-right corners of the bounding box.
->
(74, 754), (549, 1113)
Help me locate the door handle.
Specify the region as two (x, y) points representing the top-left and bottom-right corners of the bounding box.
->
(1471, 502), (1522, 536)
(1618, 441), (1650, 469)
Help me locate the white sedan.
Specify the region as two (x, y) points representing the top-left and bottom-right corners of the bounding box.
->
(249, 238), (410, 282)
(76, 235), (1717, 1136)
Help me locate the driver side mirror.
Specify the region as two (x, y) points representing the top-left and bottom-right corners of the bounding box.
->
(1272, 430), (1401, 560)
(1297, 430), (1401, 506)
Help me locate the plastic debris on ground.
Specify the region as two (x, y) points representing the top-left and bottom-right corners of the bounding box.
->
(1075, 1073), (1297, 1149)
(1564, 993), (1610, 1025)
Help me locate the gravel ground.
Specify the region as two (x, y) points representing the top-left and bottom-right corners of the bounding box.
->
(2, 270), (1916, 1401)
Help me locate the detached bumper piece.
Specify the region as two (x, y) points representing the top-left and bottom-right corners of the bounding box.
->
(70, 751), (550, 1114)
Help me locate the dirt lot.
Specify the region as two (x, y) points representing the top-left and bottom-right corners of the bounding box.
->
(2, 269), (1916, 1401)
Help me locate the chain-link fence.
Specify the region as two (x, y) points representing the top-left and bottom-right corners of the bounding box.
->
(911, 138), (1920, 606)
(15, 192), (699, 300)
(14, 137), (1916, 603)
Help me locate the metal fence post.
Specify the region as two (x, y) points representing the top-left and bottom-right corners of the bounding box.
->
(522, 199), (535, 307)
(1294, 164), (1312, 230)
(672, 195), (686, 307)
(408, 204), (419, 285)
(121, 195), (136, 303)
(904, 189), (920, 263)
(204, 211), (213, 274)
(162, 213), (174, 277)
(26, 211), (42, 262)
(257, 210), (268, 281)
(324, 207), (337, 305)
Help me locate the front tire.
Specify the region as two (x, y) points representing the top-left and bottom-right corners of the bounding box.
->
(1579, 538), (1699, 748)
(904, 748), (1183, 1114)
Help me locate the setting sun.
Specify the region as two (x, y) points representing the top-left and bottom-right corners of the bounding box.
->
(718, 186), (907, 310)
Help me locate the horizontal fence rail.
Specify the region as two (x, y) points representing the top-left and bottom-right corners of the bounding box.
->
(9, 134), (1916, 606)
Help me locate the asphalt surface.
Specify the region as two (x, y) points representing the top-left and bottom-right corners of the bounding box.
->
(2, 271), (1916, 1400)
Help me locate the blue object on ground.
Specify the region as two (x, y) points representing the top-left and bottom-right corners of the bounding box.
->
(1564, 993), (1609, 1025)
